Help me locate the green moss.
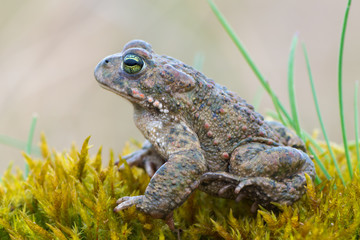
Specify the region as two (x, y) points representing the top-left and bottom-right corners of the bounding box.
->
(1, 135), (360, 239)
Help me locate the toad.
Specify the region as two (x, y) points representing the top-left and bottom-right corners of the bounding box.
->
(94, 40), (316, 222)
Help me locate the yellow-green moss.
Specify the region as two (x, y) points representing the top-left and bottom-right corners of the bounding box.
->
(0, 135), (360, 239)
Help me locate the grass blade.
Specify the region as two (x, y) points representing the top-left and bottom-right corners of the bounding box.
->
(355, 81), (360, 170)
(308, 146), (330, 184)
(207, 0), (333, 181)
(269, 110), (332, 181)
(287, 34), (302, 138)
(26, 114), (38, 155)
(207, 0), (293, 126)
(0, 135), (40, 155)
(267, 109), (332, 179)
(302, 44), (345, 185)
(338, 0), (353, 179)
(193, 52), (205, 71)
(25, 114), (38, 177)
(0, 135), (29, 151)
(252, 87), (264, 111)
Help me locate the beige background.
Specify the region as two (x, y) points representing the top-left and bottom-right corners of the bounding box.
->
(0, 0), (359, 173)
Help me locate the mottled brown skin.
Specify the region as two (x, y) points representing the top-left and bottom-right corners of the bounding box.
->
(94, 40), (316, 220)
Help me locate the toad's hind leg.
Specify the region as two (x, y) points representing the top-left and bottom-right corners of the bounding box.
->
(230, 143), (316, 206)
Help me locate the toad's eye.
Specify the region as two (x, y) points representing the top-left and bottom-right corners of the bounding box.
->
(122, 54), (144, 74)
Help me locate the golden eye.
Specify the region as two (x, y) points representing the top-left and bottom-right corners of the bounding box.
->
(123, 54), (144, 74)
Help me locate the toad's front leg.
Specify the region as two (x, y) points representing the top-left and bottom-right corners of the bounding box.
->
(115, 122), (207, 219)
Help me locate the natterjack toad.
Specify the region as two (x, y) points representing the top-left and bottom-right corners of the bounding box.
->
(94, 40), (316, 221)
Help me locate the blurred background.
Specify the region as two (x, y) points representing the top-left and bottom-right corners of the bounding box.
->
(0, 0), (359, 173)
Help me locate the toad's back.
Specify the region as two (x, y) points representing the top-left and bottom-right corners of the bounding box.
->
(178, 72), (281, 171)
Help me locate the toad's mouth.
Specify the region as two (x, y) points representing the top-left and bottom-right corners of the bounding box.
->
(97, 81), (146, 105)
(97, 80), (170, 114)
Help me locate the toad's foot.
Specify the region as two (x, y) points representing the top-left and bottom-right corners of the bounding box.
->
(200, 172), (245, 197)
(114, 195), (144, 212)
(115, 195), (171, 218)
(116, 141), (165, 177)
(201, 172), (308, 207)
(114, 195), (176, 231)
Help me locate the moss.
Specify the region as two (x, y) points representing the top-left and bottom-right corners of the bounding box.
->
(0, 135), (360, 239)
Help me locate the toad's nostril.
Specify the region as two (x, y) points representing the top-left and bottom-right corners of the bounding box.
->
(105, 59), (109, 64)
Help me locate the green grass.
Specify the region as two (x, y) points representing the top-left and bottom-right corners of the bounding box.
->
(193, 52), (205, 71)
(287, 34), (302, 138)
(252, 87), (265, 111)
(208, 0), (358, 186)
(0, 114), (39, 178)
(25, 114), (38, 177)
(207, 0), (334, 183)
(0, 135), (40, 156)
(302, 44), (345, 185)
(338, 0), (353, 180)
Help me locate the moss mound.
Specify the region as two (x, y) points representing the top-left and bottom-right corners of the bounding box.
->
(0, 135), (360, 239)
